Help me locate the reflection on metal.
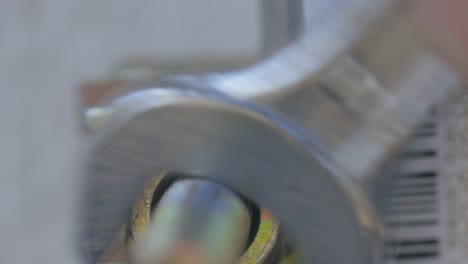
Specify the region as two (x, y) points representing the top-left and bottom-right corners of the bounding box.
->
(81, 1), (461, 264)
(84, 87), (377, 264)
(99, 174), (281, 264)
(135, 179), (250, 264)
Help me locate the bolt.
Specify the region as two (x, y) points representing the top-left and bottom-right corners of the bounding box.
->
(134, 179), (251, 264)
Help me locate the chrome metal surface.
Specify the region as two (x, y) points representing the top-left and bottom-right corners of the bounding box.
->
(83, 87), (372, 263)
(202, 2), (458, 185)
(81, 1), (462, 263)
(202, 0), (391, 100)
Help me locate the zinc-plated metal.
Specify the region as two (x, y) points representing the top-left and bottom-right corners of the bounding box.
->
(127, 174), (281, 264)
(134, 179), (250, 264)
(82, 0), (461, 263)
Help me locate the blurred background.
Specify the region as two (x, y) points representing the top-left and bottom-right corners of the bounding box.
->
(0, 0), (274, 263)
(0, 1), (293, 263)
(2, 1), (468, 264)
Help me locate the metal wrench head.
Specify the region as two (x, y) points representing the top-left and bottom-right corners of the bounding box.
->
(81, 86), (375, 263)
(80, 1), (460, 263)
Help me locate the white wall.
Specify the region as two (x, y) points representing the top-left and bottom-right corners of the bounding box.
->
(0, 1), (264, 262)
